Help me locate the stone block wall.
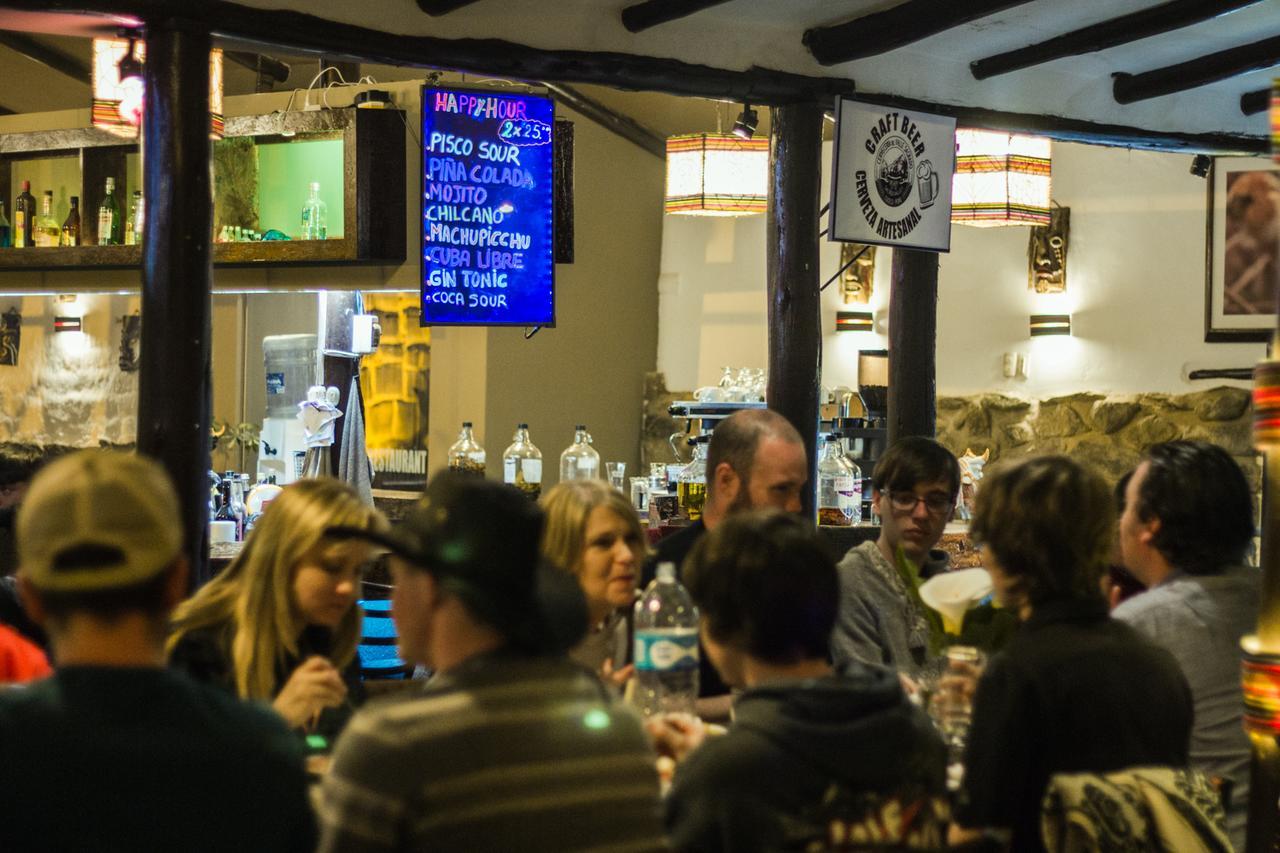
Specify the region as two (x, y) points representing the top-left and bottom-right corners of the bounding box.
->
(645, 372), (1258, 501)
(936, 386), (1257, 493)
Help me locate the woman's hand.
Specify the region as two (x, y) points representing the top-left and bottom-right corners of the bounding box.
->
(272, 655), (348, 730)
(600, 657), (634, 690)
(645, 712), (706, 764)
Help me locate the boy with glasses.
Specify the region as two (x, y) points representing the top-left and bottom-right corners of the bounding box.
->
(831, 437), (961, 680)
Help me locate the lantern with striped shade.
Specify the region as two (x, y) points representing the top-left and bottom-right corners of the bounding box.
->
(665, 133), (768, 216)
(952, 129), (1051, 226)
(93, 38), (224, 139)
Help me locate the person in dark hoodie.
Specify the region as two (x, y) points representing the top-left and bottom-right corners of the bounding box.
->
(658, 509), (949, 852)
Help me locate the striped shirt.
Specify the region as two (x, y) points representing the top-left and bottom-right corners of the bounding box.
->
(318, 651), (667, 853)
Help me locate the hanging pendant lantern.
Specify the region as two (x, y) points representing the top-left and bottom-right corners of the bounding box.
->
(93, 37), (225, 139)
(664, 133), (768, 216)
(951, 129), (1051, 227)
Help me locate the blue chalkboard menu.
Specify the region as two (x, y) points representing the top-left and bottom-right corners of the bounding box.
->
(420, 86), (556, 326)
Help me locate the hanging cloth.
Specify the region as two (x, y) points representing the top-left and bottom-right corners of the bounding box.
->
(337, 375), (374, 506)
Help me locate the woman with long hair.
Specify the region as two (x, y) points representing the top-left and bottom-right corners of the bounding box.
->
(167, 478), (387, 739)
(541, 479), (645, 686)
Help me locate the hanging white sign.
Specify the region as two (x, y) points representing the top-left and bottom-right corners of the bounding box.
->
(829, 98), (956, 252)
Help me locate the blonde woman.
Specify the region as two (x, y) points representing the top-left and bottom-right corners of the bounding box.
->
(167, 478), (387, 741)
(541, 480), (645, 687)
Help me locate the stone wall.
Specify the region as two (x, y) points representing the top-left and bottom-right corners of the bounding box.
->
(936, 386), (1257, 492)
(645, 373), (1258, 497)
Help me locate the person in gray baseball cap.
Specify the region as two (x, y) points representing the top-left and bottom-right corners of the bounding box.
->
(0, 449), (314, 852)
(318, 471), (666, 853)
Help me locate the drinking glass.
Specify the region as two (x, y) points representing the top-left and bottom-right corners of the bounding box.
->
(606, 462), (626, 491)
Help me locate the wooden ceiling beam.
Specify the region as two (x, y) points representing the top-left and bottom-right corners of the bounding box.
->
(849, 89), (1266, 155)
(1240, 87), (1269, 115)
(804, 0), (1033, 66)
(224, 50), (290, 85)
(0, 31), (89, 84)
(540, 82), (665, 158)
(415, 0), (484, 15)
(621, 0), (732, 33)
(1113, 34), (1280, 104)
(971, 0), (1263, 80)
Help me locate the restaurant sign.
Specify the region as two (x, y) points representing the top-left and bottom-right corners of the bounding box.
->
(829, 97), (956, 253)
(420, 87), (556, 326)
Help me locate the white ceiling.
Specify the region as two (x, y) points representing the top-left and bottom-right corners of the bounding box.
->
(0, 0), (1275, 145)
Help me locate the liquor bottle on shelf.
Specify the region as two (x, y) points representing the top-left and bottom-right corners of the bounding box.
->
(125, 191), (143, 245)
(13, 181), (34, 248)
(503, 423), (542, 500)
(817, 434), (855, 527)
(0, 202), (11, 248)
(98, 177), (123, 245)
(559, 424), (601, 482)
(447, 421), (486, 477)
(833, 435), (863, 524)
(60, 196), (81, 247)
(676, 438), (707, 522)
(33, 191), (60, 247)
(300, 181), (327, 240)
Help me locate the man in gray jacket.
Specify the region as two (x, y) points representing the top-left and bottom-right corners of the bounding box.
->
(1113, 440), (1257, 851)
(831, 437), (960, 680)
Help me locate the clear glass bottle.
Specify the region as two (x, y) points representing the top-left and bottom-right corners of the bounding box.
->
(633, 562), (700, 717)
(33, 191), (59, 247)
(98, 177), (122, 245)
(503, 423), (543, 500)
(125, 191), (143, 245)
(300, 181), (328, 240)
(0, 201), (11, 248)
(677, 438), (707, 522)
(447, 421), (486, 477)
(60, 196), (80, 247)
(817, 434), (854, 527)
(832, 433), (864, 524)
(559, 424), (601, 482)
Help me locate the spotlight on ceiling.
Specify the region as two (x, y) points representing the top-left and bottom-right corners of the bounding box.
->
(1190, 154), (1212, 178)
(731, 103), (758, 140)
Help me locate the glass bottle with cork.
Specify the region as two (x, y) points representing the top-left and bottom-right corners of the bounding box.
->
(33, 191), (60, 247)
(60, 196), (81, 247)
(13, 181), (34, 248)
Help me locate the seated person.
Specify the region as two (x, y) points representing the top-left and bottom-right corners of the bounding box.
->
(953, 455), (1193, 852)
(660, 509), (949, 852)
(168, 478), (387, 744)
(317, 473), (666, 853)
(833, 437), (960, 680)
(0, 450), (313, 851)
(541, 479), (643, 686)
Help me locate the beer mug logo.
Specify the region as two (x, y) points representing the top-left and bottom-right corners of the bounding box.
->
(917, 160), (939, 209)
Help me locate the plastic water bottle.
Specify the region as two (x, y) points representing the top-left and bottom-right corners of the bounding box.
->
(633, 562), (700, 717)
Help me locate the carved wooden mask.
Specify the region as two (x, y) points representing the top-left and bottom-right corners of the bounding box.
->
(840, 242), (876, 304)
(1028, 205), (1069, 294)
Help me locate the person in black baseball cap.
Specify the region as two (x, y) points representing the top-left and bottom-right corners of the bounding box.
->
(319, 472), (667, 852)
(330, 470), (587, 672)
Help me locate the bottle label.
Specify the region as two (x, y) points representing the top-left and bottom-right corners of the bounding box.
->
(521, 459), (542, 483)
(98, 210), (113, 243)
(13, 211), (24, 246)
(266, 373), (285, 395)
(503, 458), (516, 484)
(634, 627), (699, 672)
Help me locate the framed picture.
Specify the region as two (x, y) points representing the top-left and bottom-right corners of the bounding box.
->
(1205, 156), (1280, 342)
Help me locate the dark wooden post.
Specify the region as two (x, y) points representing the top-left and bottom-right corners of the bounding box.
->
(766, 101), (824, 516)
(887, 249), (939, 443)
(137, 18), (213, 587)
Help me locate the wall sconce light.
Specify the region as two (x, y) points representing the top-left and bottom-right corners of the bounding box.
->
(836, 311), (874, 333)
(1029, 313), (1070, 337)
(53, 316), (82, 333)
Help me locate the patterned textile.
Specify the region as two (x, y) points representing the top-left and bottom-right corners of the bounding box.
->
(1041, 766), (1230, 853)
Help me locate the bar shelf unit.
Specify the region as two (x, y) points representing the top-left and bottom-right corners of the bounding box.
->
(0, 106), (406, 271)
